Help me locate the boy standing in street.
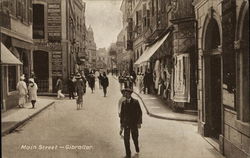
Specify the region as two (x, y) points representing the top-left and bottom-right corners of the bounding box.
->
(120, 87), (142, 158)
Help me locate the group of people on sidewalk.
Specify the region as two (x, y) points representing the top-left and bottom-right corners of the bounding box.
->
(55, 70), (110, 110)
(118, 69), (155, 94)
(119, 68), (171, 100)
(16, 73), (38, 109)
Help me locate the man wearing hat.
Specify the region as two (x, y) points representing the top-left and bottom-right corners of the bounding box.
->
(120, 87), (142, 158)
(68, 73), (75, 99)
(75, 73), (85, 109)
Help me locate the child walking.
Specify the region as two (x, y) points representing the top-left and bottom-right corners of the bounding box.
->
(28, 78), (38, 108)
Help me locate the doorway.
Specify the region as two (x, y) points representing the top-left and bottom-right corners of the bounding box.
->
(203, 17), (222, 141)
(33, 50), (49, 92)
(209, 55), (222, 139)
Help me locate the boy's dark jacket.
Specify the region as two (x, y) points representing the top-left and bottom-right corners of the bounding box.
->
(120, 97), (142, 128)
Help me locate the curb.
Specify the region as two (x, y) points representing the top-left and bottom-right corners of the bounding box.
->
(1, 101), (55, 136)
(112, 75), (197, 122)
(133, 92), (197, 122)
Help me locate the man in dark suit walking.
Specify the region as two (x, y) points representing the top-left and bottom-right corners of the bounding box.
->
(100, 72), (109, 97)
(120, 87), (142, 158)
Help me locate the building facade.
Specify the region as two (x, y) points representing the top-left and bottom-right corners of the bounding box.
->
(1, 0), (33, 110)
(193, 0), (249, 157)
(119, 0), (133, 73)
(86, 25), (97, 70)
(32, 0), (87, 93)
(96, 48), (108, 71)
(68, 0), (87, 73)
(119, 0), (197, 111)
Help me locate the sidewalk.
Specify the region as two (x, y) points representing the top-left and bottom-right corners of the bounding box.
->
(113, 75), (197, 122)
(1, 97), (55, 136)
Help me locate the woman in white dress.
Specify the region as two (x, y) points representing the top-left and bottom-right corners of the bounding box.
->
(16, 74), (28, 108)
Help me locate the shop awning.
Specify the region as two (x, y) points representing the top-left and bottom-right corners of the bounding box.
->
(134, 32), (170, 65)
(1, 43), (23, 65)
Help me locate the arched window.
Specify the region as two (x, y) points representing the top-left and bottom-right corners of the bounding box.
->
(205, 18), (221, 50)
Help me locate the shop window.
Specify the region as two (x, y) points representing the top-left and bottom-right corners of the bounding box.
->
(8, 66), (17, 92)
(223, 53), (236, 109)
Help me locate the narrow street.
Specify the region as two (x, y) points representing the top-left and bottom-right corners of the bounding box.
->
(2, 76), (223, 158)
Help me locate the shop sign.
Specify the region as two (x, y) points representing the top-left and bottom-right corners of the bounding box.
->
(48, 2), (61, 42)
(52, 51), (63, 76)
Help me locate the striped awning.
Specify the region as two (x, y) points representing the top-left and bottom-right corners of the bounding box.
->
(1, 43), (22, 65)
(134, 32), (170, 65)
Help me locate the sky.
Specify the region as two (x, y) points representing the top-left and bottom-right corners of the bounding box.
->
(84, 0), (123, 49)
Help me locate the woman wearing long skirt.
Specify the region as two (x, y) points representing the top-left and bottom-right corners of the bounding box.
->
(75, 73), (84, 110)
(16, 74), (28, 108)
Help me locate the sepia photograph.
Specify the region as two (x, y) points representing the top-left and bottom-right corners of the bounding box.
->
(0, 0), (249, 157)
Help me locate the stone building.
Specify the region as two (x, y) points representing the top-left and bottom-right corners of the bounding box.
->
(120, 0), (197, 111)
(1, 0), (33, 110)
(68, 0), (87, 73)
(96, 48), (108, 71)
(85, 25), (97, 70)
(170, 0), (197, 110)
(119, 0), (133, 73)
(193, 0), (249, 157)
(32, 0), (87, 93)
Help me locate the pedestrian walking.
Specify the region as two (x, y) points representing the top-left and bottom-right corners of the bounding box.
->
(131, 70), (137, 86)
(98, 73), (103, 89)
(56, 77), (65, 99)
(16, 74), (28, 108)
(137, 73), (144, 93)
(120, 87), (142, 158)
(143, 69), (152, 94)
(68, 74), (75, 99)
(88, 73), (95, 93)
(118, 73), (124, 90)
(28, 78), (38, 108)
(81, 71), (87, 94)
(124, 75), (133, 90)
(75, 73), (85, 110)
(100, 72), (109, 97)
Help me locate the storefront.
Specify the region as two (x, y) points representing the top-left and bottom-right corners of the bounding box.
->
(134, 31), (172, 97)
(1, 42), (23, 111)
